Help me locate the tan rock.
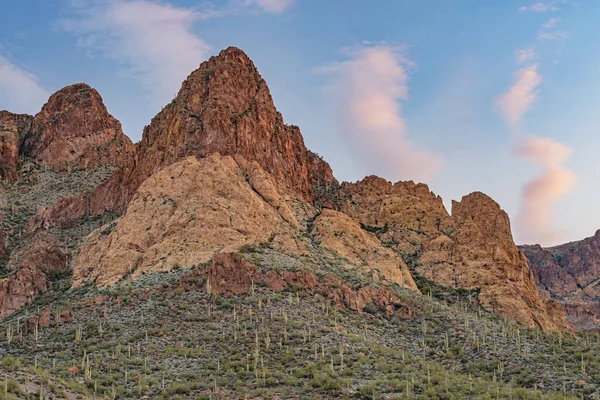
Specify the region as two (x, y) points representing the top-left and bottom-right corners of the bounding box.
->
(340, 178), (572, 332)
(314, 209), (418, 292)
(72, 154), (301, 288)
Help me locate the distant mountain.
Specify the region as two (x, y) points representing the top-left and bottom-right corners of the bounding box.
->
(521, 230), (600, 331)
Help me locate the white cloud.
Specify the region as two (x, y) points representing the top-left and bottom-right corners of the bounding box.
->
(59, 0), (211, 107)
(320, 45), (443, 183)
(516, 48), (536, 64)
(541, 18), (558, 29)
(518, 0), (573, 12)
(515, 137), (576, 245)
(536, 17), (570, 40)
(495, 65), (541, 126)
(244, 0), (295, 13)
(0, 55), (48, 114)
(537, 30), (570, 40)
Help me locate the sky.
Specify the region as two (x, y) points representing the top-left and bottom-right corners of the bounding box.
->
(1, 0), (599, 246)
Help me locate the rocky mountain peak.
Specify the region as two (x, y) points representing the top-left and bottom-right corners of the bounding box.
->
(452, 191), (513, 240)
(20, 83), (134, 172)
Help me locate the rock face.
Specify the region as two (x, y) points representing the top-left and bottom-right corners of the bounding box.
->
(20, 83), (134, 172)
(0, 111), (33, 181)
(340, 178), (571, 332)
(179, 253), (418, 317)
(0, 234), (67, 319)
(82, 47), (334, 218)
(72, 155), (304, 288)
(72, 154), (419, 295)
(314, 209), (418, 291)
(0, 230), (5, 259)
(521, 230), (600, 330)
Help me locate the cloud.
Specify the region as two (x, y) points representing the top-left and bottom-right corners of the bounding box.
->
(0, 55), (49, 114)
(518, 0), (573, 12)
(514, 137), (576, 245)
(519, 2), (559, 12)
(536, 17), (570, 40)
(244, 0), (295, 13)
(495, 65), (541, 126)
(516, 48), (536, 64)
(59, 0), (211, 107)
(541, 18), (558, 29)
(320, 45), (443, 183)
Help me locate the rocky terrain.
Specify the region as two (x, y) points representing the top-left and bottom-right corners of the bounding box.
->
(522, 230), (600, 331)
(0, 46), (595, 398)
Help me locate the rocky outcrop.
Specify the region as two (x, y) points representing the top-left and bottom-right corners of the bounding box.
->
(178, 253), (418, 317)
(521, 230), (600, 330)
(28, 194), (90, 231)
(340, 178), (572, 332)
(20, 83), (134, 172)
(313, 209), (418, 291)
(72, 155), (305, 288)
(0, 234), (67, 319)
(520, 244), (578, 299)
(73, 47), (335, 219)
(0, 111), (33, 181)
(0, 230), (6, 259)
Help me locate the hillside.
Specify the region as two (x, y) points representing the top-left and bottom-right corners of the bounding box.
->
(0, 46), (595, 399)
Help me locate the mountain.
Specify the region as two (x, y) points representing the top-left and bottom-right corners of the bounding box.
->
(521, 230), (600, 331)
(1, 46), (595, 399)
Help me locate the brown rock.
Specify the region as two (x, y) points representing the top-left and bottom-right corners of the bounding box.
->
(313, 209), (418, 292)
(0, 234), (67, 319)
(21, 83), (134, 172)
(178, 254), (418, 318)
(28, 194), (90, 231)
(0, 266), (48, 319)
(71, 47), (335, 220)
(521, 230), (600, 330)
(0, 111), (33, 181)
(25, 307), (51, 333)
(72, 155), (301, 288)
(207, 253), (257, 296)
(0, 230), (6, 259)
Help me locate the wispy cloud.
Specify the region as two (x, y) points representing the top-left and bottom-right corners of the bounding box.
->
(516, 48), (536, 64)
(0, 55), (49, 114)
(320, 44), (443, 183)
(495, 65), (541, 126)
(518, 1), (570, 12)
(244, 0), (295, 13)
(537, 17), (570, 40)
(515, 137), (576, 245)
(59, 0), (211, 107)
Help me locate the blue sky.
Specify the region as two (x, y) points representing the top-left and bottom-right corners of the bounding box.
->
(1, 0), (599, 246)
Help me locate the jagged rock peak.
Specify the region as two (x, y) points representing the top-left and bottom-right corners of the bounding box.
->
(0, 111), (33, 181)
(20, 82), (135, 172)
(341, 175), (447, 213)
(452, 191), (513, 239)
(84, 45), (335, 217)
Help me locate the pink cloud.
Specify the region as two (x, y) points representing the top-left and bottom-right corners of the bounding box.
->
(321, 45), (443, 183)
(495, 65), (541, 126)
(514, 137), (576, 245)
